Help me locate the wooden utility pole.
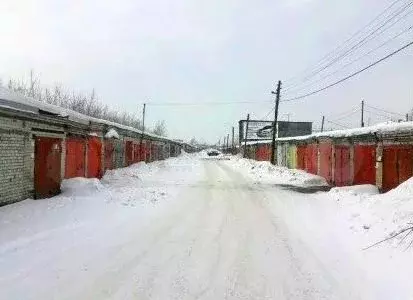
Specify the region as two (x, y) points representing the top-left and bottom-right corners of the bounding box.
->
(140, 103), (146, 161)
(361, 100), (365, 127)
(321, 116), (325, 132)
(231, 126), (235, 153)
(270, 81), (282, 165)
(243, 114), (250, 158)
(226, 133), (229, 152)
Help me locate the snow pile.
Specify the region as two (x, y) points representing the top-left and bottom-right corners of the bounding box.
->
(105, 128), (120, 139)
(60, 177), (107, 197)
(228, 156), (327, 186)
(322, 178), (413, 245)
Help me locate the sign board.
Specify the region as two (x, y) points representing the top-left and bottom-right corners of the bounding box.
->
(239, 120), (312, 142)
(239, 120), (274, 142)
(278, 121), (312, 138)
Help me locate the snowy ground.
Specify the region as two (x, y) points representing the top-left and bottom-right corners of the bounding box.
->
(1, 153), (413, 299)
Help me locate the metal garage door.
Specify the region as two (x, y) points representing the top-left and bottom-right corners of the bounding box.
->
(104, 140), (114, 171)
(334, 145), (350, 187)
(318, 142), (332, 183)
(353, 145), (376, 185)
(87, 137), (102, 178)
(34, 137), (62, 199)
(65, 137), (85, 178)
(382, 145), (413, 192)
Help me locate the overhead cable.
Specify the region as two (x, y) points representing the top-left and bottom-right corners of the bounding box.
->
(281, 39), (413, 103)
(284, 0), (412, 91)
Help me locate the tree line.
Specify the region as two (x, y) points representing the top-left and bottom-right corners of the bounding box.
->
(2, 71), (167, 137)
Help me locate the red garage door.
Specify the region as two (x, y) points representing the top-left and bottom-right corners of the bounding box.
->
(65, 137), (85, 178)
(104, 140), (114, 171)
(319, 143), (332, 183)
(305, 144), (318, 175)
(34, 137), (62, 199)
(125, 141), (133, 166)
(354, 145), (376, 185)
(334, 146), (351, 187)
(133, 143), (140, 163)
(87, 137), (102, 178)
(297, 145), (306, 170)
(382, 145), (413, 192)
(256, 144), (270, 161)
(146, 141), (152, 162)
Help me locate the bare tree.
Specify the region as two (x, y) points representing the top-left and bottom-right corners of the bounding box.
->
(153, 120), (167, 136)
(5, 71), (150, 131)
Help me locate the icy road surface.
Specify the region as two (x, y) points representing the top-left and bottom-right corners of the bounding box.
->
(0, 155), (403, 299)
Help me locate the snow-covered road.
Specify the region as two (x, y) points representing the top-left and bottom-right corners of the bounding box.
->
(0, 155), (410, 299)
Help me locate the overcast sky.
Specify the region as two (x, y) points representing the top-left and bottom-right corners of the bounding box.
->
(1, 0), (412, 143)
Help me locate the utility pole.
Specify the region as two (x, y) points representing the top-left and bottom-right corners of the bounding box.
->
(270, 80), (282, 165)
(321, 116), (325, 132)
(361, 100), (365, 127)
(140, 103), (146, 161)
(227, 133), (229, 153)
(232, 126), (235, 154)
(243, 114), (250, 158)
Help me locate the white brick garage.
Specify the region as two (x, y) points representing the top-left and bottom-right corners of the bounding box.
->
(0, 130), (29, 205)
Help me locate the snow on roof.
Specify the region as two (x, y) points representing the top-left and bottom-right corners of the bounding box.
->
(105, 128), (120, 139)
(0, 86), (180, 144)
(242, 121), (413, 145)
(277, 121), (413, 142)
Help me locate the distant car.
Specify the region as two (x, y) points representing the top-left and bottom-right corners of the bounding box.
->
(207, 150), (220, 156)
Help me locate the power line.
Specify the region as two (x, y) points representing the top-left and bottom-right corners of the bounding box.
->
(284, 0), (413, 91)
(285, 24), (413, 96)
(330, 108), (361, 122)
(325, 119), (351, 128)
(282, 39), (413, 103)
(145, 100), (272, 106)
(365, 104), (406, 116)
(284, 0), (406, 88)
(261, 107), (275, 120)
(365, 109), (395, 119)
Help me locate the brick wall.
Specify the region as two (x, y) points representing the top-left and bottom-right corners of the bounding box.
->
(0, 130), (27, 205)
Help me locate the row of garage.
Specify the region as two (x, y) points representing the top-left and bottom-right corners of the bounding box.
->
(243, 123), (413, 192)
(0, 87), (192, 206)
(34, 134), (179, 200)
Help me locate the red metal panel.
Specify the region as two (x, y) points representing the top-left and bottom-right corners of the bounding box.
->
(318, 143), (332, 183)
(297, 145), (306, 170)
(382, 147), (398, 192)
(334, 146), (351, 187)
(151, 144), (158, 161)
(125, 141), (133, 166)
(398, 147), (413, 185)
(383, 146), (413, 192)
(353, 145), (376, 185)
(133, 143), (140, 163)
(104, 140), (114, 171)
(146, 141), (152, 162)
(65, 137), (85, 179)
(305, 144), (317, 174)
(87, 137), (102, 178)
(34, 137), (62, 199)
(139, 142), (146, 162)
(256, 144), (270, 161)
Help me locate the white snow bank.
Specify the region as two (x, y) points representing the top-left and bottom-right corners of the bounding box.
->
(105, 128), (120, 139)
(61, 178), (107, 197)
(329, 185), (379, 196)
(228, 156), (327, 186)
